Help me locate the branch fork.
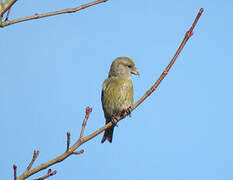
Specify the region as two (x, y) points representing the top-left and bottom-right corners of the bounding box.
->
(34, 169), (56, 180)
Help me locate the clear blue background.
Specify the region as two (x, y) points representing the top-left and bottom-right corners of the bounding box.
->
(1, 0), (233, 179)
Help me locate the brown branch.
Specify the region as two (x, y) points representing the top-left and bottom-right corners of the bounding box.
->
(73, 149), (84, 155)
(13, 164), (17, 180)
(26, 150), (39, 171)
(14, 8), (203, 180)
(130, 8), (204, 111)
(0, 0), (108, 28)
(80, 8), (204, 143)
(34, 169), (56, 180)
(80, 107), (92, 138)
(66, 132), (71, 152)
(16, 107), (93, 180)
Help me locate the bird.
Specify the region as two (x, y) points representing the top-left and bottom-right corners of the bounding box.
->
(101, 57), (139, 143)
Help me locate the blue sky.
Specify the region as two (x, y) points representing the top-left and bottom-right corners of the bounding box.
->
(1, 0), (233, 179)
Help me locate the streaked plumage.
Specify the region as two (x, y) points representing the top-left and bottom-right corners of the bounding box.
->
(101, 57), (139, 143)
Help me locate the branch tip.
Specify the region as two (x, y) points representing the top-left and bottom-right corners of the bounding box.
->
(130, 8), (203, 112)
(66, 132), (71, 152)
(73, 149), (84, 155)
(80, 106), (92, 138)
(199, 8), (204, 14)
(188, 8), (204, 35)
(26, 150), (39, 171)
(86, 106), (92, 114)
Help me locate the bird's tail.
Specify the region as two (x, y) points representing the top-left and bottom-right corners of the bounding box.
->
(101, 127), (114, 143)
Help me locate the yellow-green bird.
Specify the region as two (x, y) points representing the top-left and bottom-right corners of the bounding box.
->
(101, 57), (139, 143)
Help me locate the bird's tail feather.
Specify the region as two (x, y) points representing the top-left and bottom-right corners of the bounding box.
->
(101, 127), (114, 143)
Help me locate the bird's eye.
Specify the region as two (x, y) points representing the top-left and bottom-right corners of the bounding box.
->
(128, 65), (132, 68)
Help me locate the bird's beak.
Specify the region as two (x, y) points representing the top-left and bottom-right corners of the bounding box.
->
(131, 67), (139, 75)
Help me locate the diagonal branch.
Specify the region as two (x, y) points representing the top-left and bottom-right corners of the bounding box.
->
(131, 8), (204, 111)
(0, 0), (108, 28)
(80, 107), (92, 138)
(81, 8), (204, 143)
(14, 8), (203, 180)
(26, 150), (39, 171)
(16, 107), (92, 180)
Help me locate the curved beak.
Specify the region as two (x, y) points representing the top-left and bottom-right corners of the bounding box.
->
(131, 67), (139, 75)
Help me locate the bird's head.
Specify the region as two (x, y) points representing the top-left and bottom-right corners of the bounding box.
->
(108, 57), (139, 78)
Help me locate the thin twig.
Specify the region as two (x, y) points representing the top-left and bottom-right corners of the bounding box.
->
(13, 164), (17, 180)
(15, 106), (93, 180)
(72, 149), (84, 155)
(34, 169), (56, 180)
(0, 0), (108, 27)
(189, 8), (204, 33)
(26, 150), (39, 171)
(66, 132), (71, 152)
(80, 107), (92, 138)
(15, 9), (203, 180)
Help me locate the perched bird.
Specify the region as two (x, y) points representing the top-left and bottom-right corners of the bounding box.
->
(101, 57), (139, 143)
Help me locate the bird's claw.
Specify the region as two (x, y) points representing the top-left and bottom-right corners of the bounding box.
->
(122, 106), (132, 117)
(111, 116), (118, 127)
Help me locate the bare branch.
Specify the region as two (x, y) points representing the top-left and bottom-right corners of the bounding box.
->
(73, 149), (84, 155)
(0, 0), (108, 28)
(80, 8), (204, 143)
(14, 8), (203, 180)
(66, 132), (71, 152)
(34, 169), (56, 180)
(80, 107), (92, 138)
(130, 8), (204, 111)
(26, 150), (39, 171)
(16, 107), (93, 180)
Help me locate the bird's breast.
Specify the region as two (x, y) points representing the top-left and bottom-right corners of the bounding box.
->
(102, 77), (133, 118)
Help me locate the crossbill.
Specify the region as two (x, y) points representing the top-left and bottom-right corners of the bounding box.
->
(101, 57), (139, 143)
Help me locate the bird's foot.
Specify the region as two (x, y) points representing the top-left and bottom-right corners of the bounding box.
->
(111, 116), (118, 127)
(122, 106), (132, 117)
